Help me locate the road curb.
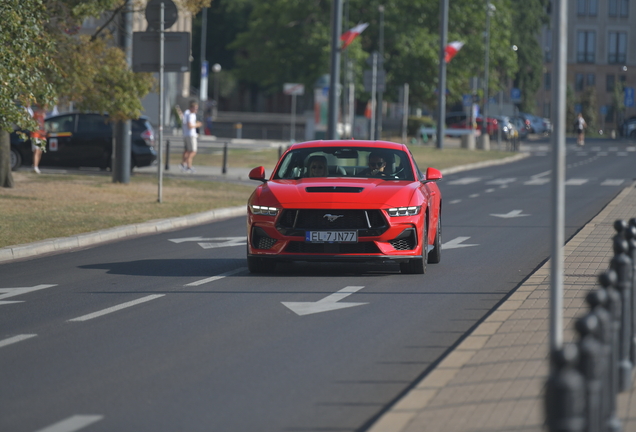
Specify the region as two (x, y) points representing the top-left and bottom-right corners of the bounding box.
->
(0, 206), (246, 263)
(0, 152), (529, 264)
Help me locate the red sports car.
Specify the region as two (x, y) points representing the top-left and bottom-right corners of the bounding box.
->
(246, 140), (443, 274)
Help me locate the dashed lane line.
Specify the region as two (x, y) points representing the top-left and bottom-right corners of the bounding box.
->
(68, 295), (165, 322)
(0, 334), (37, 348)
(184, 267), (247, 287)
(34, 415), (104, 432)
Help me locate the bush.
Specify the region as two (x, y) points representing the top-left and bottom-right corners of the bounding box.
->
(407, 116), (435, 136)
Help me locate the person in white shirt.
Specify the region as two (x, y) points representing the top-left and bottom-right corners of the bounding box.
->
(575, 112), (587, 146)
(181, 100), (202, 172)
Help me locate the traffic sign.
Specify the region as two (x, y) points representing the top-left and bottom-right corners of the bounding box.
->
(283, 83), (305, 96)
(625, 87), (635, 107)
(132, 32), (191, 72)
(365, 51), (384, 67)
(145, 0), (179, 31)
(363, 69), (386, 92)
(511, 87), (521, 102)
(462, 94), (472, 107)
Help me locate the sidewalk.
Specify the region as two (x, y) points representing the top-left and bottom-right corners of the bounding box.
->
(368, 180), (636, 432)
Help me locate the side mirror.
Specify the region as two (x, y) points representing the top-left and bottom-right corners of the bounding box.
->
(249, 166), (267, 182)
(424, 167), (442, 182)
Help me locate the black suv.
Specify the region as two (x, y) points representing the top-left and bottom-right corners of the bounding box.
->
(10, 113), (157, 171)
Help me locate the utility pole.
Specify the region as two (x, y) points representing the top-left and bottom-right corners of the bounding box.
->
(327, 0), (343, 140)
(113, 0), (132, 183)
(375, 5), (385, 140)
(199, 7), (208, 104)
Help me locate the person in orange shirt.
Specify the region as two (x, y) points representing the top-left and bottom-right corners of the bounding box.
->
(29, 106), (46, 174)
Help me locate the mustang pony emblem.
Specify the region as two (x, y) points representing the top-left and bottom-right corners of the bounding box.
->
(323, 214), (344, 222)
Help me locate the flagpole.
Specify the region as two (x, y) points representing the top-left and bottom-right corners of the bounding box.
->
(327, 0), (343, 140)
(436, 0), (448, 149)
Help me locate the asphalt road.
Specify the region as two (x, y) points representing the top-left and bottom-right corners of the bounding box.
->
(1, 137), (635, 432)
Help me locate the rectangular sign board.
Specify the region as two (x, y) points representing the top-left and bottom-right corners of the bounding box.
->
(284, 83), (305, 95)
(132, 32), (191, 73)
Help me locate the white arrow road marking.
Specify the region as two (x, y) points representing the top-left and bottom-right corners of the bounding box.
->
(486, 178), (517, 185)
(524, 171), (551, 185)
(0, 284), (57, 306)
(627, 147), (636, 152)
(0, 334), (37, 349)
(565, 178), (589, 186)
(169, 236), (247, 249)
(34, 415), (104, 432)
(282, 286), (367, 316)
(602, 179), (625, 186)
(185, 267), (247, 287)
(441, 237), (479, 249)
(448, 177), (482, 185)
(491, 209), (530, 218)
(68, 295), (165, 322)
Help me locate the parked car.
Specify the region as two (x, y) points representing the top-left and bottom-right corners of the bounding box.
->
(625, 119), (636, 140)
(448, 116), (499, 138)
(492, 116), (517, 141)
(519, 113), (547, 134)
(10, 113), (157, 171)
(510, 116), (531, 139)
(246, 140), (443, 274)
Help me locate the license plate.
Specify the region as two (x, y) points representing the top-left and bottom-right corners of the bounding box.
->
(306, 231), (357, 243)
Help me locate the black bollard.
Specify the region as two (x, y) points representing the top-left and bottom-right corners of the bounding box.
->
(545, 344), (586, 432)
(625, 224), (636, 365)
(165, 140), (170, 171)
(576, 313), (605, 432)
(222, 142), (228, 175)
(611, 236), (634, 392)
(278, 145), (283, 159)
(599, 270), (622, 432)
(586, 289), (613, 432)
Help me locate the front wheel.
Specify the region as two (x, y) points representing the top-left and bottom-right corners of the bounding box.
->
(428, 214), (442, 264)
(401, 221), (428, 274)
(10, 148), (22, 171)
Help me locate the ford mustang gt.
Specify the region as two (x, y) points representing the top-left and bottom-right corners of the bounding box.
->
(246, 140), (442, 274)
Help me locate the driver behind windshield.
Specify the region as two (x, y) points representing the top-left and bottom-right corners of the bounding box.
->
(360, 151), (388, 177)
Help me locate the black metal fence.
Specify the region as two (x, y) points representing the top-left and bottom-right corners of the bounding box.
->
(545, 218), (636, 432)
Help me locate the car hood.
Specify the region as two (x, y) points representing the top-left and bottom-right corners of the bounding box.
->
(253, 178), (420, 208)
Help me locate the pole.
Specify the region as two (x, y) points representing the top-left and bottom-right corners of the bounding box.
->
(370, 52), (377, 140)
(327, 0), (343, 140)
(342, 0), (349, 138)
(436, 0), (448, 149)
(199, 7), (208, 102)
(375, 5), (385, 140)
(482, 2), (492, 138)
(402, 83), (409, 144)
(113, 0), (132, 183)
(157, 2), (164, 203)
(549, 0), (568, 356)
(290, 93), (297, 143)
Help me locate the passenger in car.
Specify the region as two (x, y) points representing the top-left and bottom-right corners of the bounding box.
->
(306, 155), (327, 177)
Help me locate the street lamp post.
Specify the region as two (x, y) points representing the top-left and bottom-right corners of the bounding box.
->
(481, 2), (496, 149)
(212, 63), (221, 119)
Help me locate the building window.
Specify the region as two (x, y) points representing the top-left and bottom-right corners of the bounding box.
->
(578, 0), (586, 15)
(545, 72), (551, 90)
(608, 32), (627, 63)
(606, 74), (615, 92)
(620, 0), (628, 16)
(577, 31), (596, 63)
(587, 74), (596, 86)
(589, 0), (598, 15)
(576, 73), (585, 91)
(619, 75), (627, 83)
(609, 0), (618, 16)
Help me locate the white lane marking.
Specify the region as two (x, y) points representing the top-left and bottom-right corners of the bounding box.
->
(282, 286), (367, 316)
(617, 152), (629, 156)
(602, 179), (625, 186)
(68, 295), (165, 322)
(34, 415), (104, 432)
(0, 284), (57, 305)
(565, 178), (589, 186)
(447, 177), (482, 185)
(590, 146), (601, 151)
(491, 209), (530, 218)
(627, 147), (636, 152)
(485, 189), (495, 193)
(185, 267), (247, 287)
(486, 178), (516, 185)
(469, 194), (479, 198)
(0, 334), (37, 349)
(524, 178), (550, 185)
(169, 236), (247, 250)
(449, 199), (462, 204)
(442, 237), (479, 249)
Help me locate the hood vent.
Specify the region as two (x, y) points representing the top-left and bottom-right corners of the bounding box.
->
(305, 186), (363, 193)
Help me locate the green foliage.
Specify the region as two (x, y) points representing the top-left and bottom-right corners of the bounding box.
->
(407, 115), (435, 136)
(581, 87), (598, 131)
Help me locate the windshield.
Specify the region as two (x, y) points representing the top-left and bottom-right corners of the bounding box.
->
(273, 147), (415, 181)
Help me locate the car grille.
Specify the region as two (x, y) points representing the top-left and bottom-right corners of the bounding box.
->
(277, 209), (387, 236)
(284, 242), (381, 254)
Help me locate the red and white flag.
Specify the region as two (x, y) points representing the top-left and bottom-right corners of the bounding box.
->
(444, 41), (465, 63)
(340, 23), (369, 50)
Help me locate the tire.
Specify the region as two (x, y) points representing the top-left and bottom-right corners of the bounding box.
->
(428, 213), (442, 264)
(10, 148), (22, 171)
(247, 256), (276, 274)
(401, 220), (428, 274)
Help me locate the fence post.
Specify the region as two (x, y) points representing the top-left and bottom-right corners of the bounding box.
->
(599, 270), (622, 432)
(222, 142), (228, 174)
(165, 140), (170, 170)
(545, 343), (586, 432)
(575, 313), (604, 432)
(611, 234), (634, 392)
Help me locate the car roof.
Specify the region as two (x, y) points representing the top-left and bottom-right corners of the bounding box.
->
(288, 140), (408, 152)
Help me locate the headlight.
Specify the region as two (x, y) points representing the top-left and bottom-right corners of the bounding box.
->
(387, 206), (421, 217)
(250, 205), (279, 216)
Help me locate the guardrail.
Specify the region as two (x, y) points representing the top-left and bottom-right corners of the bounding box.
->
(545, 218), (636, 432)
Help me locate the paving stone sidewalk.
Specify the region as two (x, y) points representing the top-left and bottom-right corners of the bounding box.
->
(369, 181), (636, 432)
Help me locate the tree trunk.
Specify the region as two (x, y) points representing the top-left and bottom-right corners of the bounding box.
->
(0, 130), (15, 188)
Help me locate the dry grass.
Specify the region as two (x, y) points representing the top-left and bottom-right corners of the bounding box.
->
(0, 172), (254, 248)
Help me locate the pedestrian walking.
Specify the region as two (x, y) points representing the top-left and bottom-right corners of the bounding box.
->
(575, 113), (587, 146)
(28, 104), (46, 174)
(181, 100), (202, 173)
